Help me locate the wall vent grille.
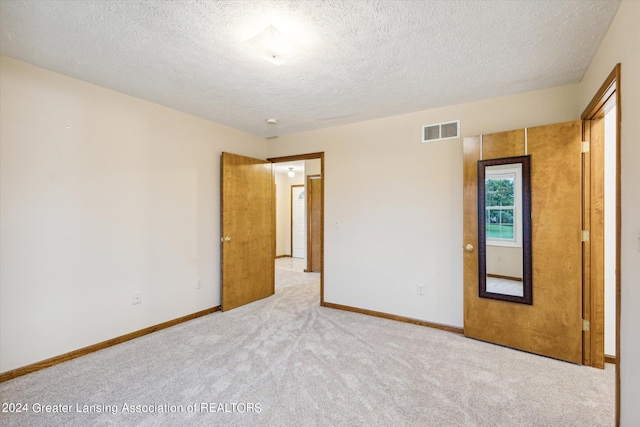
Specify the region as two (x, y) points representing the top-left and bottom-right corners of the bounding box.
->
(422, 120), (460, 143)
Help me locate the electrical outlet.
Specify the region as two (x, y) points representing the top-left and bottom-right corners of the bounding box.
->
(132, 292), (142, 305)
(417, 284), (425, 295)
(197, 279), (202, 289)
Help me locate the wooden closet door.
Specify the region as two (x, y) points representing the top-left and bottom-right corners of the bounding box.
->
(463, 121), (583, 364)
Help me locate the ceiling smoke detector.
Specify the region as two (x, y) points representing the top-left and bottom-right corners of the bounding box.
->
(266, 118), (278, 125)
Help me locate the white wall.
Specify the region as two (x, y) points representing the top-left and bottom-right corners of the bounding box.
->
(275, 160), (321, 257)
(579, 1), (640, 424)
(0, 56), (266, 373)
(604, 106), (617, 357)
(267, 84), (579, 328)
(275, 170), (304, 256)
(275, 172), (289, 256)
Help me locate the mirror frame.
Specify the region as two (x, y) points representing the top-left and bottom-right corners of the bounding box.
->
(478, 155), (532, 305)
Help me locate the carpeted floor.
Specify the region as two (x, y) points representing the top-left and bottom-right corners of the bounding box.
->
(0, 259), (614, 426)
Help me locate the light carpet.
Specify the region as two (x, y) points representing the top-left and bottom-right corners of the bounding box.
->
(0, 264), (614, 426)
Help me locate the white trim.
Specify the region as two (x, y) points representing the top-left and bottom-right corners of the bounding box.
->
(485, 165), (523, 248)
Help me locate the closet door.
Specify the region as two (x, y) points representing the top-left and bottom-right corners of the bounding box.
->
(463, 121), (583, 364)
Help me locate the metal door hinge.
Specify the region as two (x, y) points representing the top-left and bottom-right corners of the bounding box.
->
(581, 230), (590, 242)
(583, 319), (590, 332)
(581, 141), (590, 153)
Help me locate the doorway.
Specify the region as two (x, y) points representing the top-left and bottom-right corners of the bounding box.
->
(269, 152), (325, 304)
(462, 64), (621, 424)
(274, 161), (304, 259)
(581, 63), (621, 423)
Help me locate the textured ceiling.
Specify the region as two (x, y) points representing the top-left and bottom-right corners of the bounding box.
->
(0, 0), (621, 138)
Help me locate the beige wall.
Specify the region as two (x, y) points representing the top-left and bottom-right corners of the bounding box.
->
(0, 56), (266, 373)
(305, 159), (321, 176)
(579, 1), (640, 424)
(267, 84), (579, 328)
(486, 246), (523, 279)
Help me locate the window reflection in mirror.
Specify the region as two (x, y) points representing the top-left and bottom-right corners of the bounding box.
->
(485, 165), (522, 297)
(478, 156), (532, 305)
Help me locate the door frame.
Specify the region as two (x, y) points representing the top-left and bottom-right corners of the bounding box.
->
(305, 174), (322, 273)
(268, 152), (324, 304)
(581, 63), (621, 424)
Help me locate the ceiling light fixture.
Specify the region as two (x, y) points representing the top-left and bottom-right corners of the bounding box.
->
(266, 118), (278, 125)
(287, 167), (295, 178)
(241, 25), (307, 65)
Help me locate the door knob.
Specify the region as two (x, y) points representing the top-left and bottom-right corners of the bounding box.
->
(465, 244), (474, 252)
(225, 237), (231, 242)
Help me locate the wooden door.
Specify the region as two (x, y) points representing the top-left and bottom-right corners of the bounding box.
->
(306, 175), (322, 272)
(221, 152), (275, 311)
(463, 121), (583, 364)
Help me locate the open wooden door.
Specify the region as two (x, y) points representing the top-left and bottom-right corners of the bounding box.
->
(463, 121), (584, 364)
(221, 152), (275, 311)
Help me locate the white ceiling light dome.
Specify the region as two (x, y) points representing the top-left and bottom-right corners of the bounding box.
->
(241, 25), (308, 65)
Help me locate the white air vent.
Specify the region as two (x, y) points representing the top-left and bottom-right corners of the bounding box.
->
(422, 120), (460, 143)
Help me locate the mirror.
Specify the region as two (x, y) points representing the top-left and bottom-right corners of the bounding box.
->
(478, 155), (532, 304)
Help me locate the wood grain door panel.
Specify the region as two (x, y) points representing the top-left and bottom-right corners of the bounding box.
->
(221, 152), (275, 311)
(463, 121), (583, 364)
